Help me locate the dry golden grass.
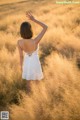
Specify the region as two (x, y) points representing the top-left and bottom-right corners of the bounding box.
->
(0, 0), (26, 5)
(0, 0), (80, 120)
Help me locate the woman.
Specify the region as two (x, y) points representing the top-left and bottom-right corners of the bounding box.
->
(17, 11), (48, 93)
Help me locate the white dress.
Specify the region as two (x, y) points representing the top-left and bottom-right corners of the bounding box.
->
(22, 44), (44, 80)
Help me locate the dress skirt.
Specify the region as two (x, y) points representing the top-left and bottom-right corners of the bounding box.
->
(22, 51), (44, 80)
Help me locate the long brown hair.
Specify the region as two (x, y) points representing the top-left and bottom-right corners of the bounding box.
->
(20, 22), (33, 39)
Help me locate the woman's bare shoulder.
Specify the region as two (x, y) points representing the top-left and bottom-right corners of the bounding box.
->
(17, 39), (25, 48)
(17, 39), (35, 46)
(17, 39), (23, 44)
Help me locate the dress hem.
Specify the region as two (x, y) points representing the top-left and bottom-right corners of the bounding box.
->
(22, 77), (44, 81)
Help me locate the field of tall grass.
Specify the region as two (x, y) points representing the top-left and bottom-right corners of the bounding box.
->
(0, 0), (80, 120)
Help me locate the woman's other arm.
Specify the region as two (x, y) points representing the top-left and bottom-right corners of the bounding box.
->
(17, 40), (23, 71)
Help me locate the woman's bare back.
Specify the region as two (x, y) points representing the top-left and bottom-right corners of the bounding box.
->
(19, 39), (38, 53)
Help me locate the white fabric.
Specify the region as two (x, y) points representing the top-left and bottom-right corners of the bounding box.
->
(22, 44), (44, 80)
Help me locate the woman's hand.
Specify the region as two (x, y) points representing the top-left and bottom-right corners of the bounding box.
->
(26, 11), (35, 21)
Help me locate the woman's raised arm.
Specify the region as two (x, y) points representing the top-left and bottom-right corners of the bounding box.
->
(26, 11), (48, 44)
